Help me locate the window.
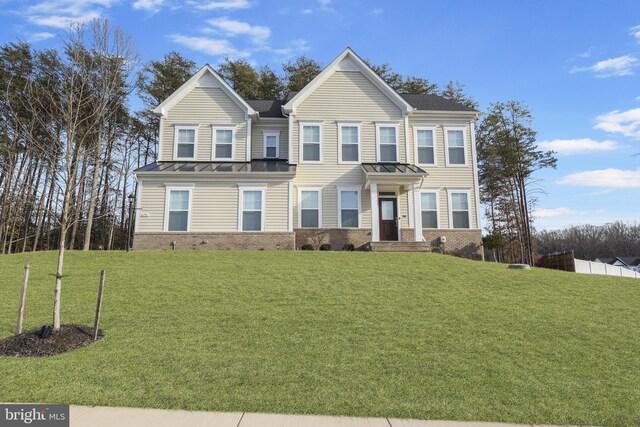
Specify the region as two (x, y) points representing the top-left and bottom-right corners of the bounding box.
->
(377, 124), (398, 162)
(415, 128), (436, 165)
(338, 123), (360, 163)
(299, 189), (321, 228)
(420, 191), (438, 229)
(449, 191), (470, 229)
(264, 132), (279, 158)
(300, 123), (322, 163)
(165, 187), (192, 231)
(445, 128), (466, 166)
(240, 188), (265, 231)
(212, 127), (234, 160)
(339, 189), (360, 228)
(174, 126), (197, 160)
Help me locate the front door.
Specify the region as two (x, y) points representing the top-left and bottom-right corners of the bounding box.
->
(379, 198), (398, 241)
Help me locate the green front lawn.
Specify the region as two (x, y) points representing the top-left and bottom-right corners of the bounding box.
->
(1, 251), (639, 426)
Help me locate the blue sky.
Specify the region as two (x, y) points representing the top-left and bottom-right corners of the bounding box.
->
(1, 0), (639, 231)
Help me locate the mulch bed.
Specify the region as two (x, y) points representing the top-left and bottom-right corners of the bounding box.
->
(0, 324), (103, 357)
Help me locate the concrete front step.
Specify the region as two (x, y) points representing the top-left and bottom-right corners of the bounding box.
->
(370, 241), (431, 252)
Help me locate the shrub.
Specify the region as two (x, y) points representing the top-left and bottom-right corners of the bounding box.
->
(319, 243), (332, 251)
(300, 244), (314, 251)
(343, 243), (355, 251)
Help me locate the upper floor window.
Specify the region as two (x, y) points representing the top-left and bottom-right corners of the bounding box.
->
(264, 132), (280, 159)
(449, 191), (470, 229)
(376, 124), (399, 162)
(445, 127), (466, 166)
(299, 188), (321, 228)
(339, 188), (360, 228)
(415, 127), (436, 165)
(300, 123), (322, 163)
(239, 188), (265, 231)
(338, 123), (360, 164)
(212, 126), (235, 161)
(420, 191), (438, 229)
(174, 126), (197, 160)
(165, 186), (193, 232)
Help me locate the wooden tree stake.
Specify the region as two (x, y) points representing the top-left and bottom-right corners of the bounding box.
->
(93, 270), (106, 341)
(16, 264), (30, 335)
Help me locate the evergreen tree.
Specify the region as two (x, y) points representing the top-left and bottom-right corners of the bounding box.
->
(283, 56), (322, 95)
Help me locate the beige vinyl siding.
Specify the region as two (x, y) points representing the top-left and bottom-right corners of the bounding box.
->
(410, 119), (479, 229)
(137, 180), (289, 232)
(292, 70), (406, 230)
(251, 121), (289, 160)
(160, 87), (247, 162)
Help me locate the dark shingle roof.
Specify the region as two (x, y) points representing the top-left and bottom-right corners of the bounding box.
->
(400, 93), (477, 112)
(616, 257), (640, 267)
(246, 100), (286, 118)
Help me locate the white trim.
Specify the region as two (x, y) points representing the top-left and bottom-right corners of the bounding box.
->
(246, 119), (252, 162)
(163, 184), (194, 232)
(153, 64), (257, 118)
(470, 121), (482, 231)
(377, 192), (400, 241)
(173, 125), (198, 161)
(447, 189), (471, 229)
(263, 131), (281, 159)
(370, 183), (379, 242)
(238, 186), (266, 232)
(282, 48), (414, 116)
(288, 113), (293, 161)
(134, 179), (142, 233)
(298, 187), (322, 228)
(337, 186), (362, 228)
(158, 116), (164, 161)
(337, 122), (362, 164)
(404, 116), (410, 163)
(375, 123), (400, 163)
(211, 125), (236, 161)
(444, 125), (468, 167)
(413, 126), (438, 166)
(287, 181), (293, 232)
(299, 122), (323, 164)
(419, 189), (440, 229)
(412, 184), (422, 241)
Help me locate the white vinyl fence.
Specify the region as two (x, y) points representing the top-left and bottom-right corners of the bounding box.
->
(575, 259), (640, 279)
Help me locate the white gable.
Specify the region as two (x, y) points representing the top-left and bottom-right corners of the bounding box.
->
(282, 48), (414, 116)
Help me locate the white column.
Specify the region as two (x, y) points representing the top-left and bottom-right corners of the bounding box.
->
(288, 181), (294, 232)
(370, 183), (379, 242)
(413, 183), (422, 242)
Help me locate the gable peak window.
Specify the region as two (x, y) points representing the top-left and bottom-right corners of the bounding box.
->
(212, 126), (235, 160)
(300, 123), (322, 163)
(175, 126), (197, 160)
(377, 124), (398, 162)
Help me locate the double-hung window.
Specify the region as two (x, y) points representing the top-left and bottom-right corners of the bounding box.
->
(338, 123), (360, 163)
(264, 132), (279, 158)
(377, 124), (398, 162)
(299, 188), (321, 228)
(415, 127), (436, 165)
(449, 191), (470, 229)
(420, 191), (438, 229)
(165, 186), (193, 231)
(445, 127), (466, 166)
(212, 126), (234, 160)
(339, 188), (360, 228)
(240, 188), (265, 231)
(174, 126), (197, 160)
(300, 123), (322, 163)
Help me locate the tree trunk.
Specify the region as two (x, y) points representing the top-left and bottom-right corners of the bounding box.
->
(83, 129), (103, 251)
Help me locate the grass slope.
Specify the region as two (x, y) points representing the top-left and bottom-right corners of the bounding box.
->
(0, 251), (639, 426)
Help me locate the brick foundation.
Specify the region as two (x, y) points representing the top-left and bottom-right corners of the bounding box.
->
(422, 229), (483, 258)
(133, 232), (295, 251)
(294, 228), (372, 250)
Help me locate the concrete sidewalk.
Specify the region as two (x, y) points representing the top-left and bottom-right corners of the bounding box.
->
(69, 405), (588, 427)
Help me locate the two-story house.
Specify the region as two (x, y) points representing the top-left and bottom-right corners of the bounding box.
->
(133, 48), (482, 256)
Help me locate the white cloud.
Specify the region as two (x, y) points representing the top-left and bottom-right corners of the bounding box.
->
(630, 24), (640, 42)
(537, 138), (620, 154)
(300, 0), (334, 14)
(168, 34), (248, 58)
(558, 168), (640, 188)
(301, 9), (313, 14)
(26, 31), (56, 42)
(24, 0), (116, 28)
(571, 55), (639, 77)
(266, 38), (309, 58)
(207, 17), (270, 45)
(594, 107), (640, 139)
(132, 0), (164, 12)
(188, 0), (251, 10)
(533, 207), (577, 218)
